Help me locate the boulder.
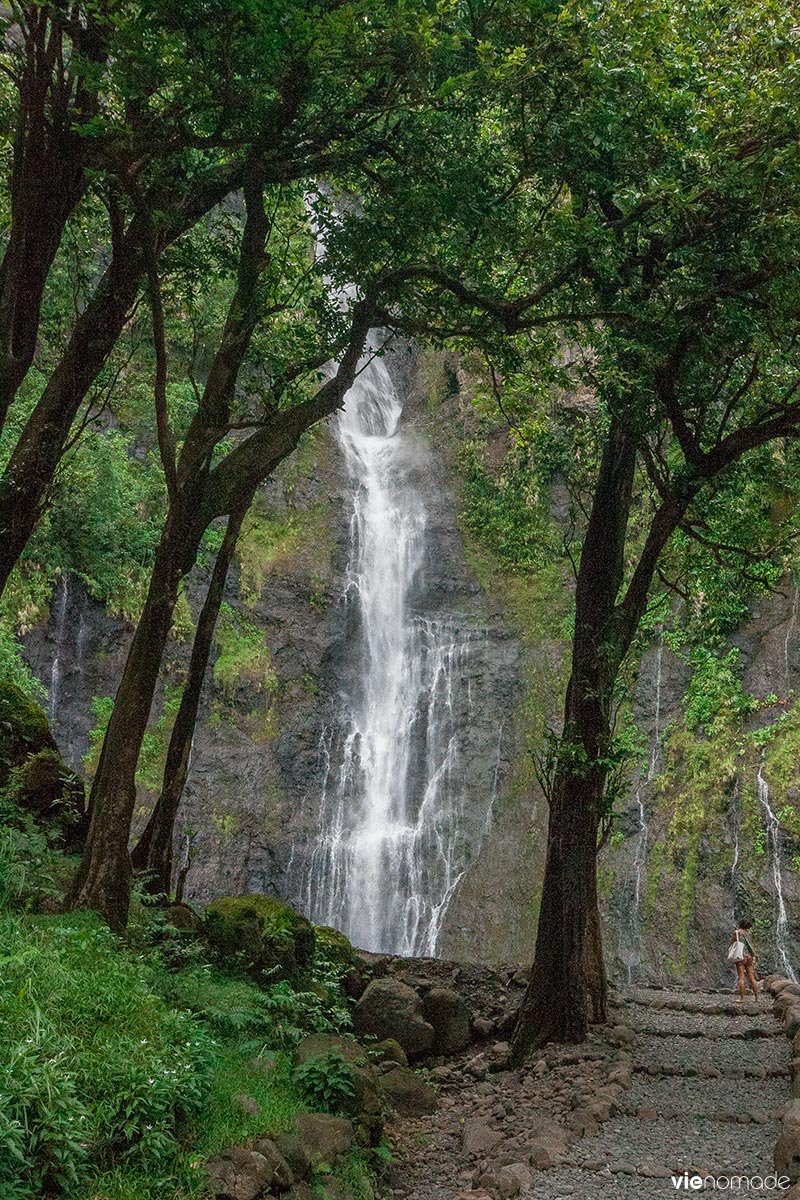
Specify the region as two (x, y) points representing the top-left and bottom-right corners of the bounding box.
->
(294, 1035), (383, 1143)
(775, 1127), (800, 1184)
(786, 1008), (800, 1040)
(353, 978), (434, 1059)
(422, 987), (471, 1054)
(205, 1146), (273, 1200)
(0, 680), (86, 844)
(476, 1163), (532, 1198)
(461, 1118), (503, 1156)
(204, 895), (315, 984)
(313, 925), (355, 962)
(379, 1066), (439, 1116)
(526, 1133), (567, 1169)
(251, 1138), (293, 1191)
(367, 1038), (408, 1067)
(295, 1113), (354, 1169)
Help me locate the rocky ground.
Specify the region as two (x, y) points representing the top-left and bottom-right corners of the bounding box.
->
(381, 985), (791, 1200)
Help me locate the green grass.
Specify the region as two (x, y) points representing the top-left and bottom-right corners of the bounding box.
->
(0, 899), (368, 1200)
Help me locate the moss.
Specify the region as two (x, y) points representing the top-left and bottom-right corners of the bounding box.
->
(0, 679), (52, 779)
(314, 925), (356, 969)
(205, 894), (316, 984)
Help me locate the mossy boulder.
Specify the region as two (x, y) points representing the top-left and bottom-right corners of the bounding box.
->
(0, 679), (51, 777)
(0, 680), (86, 844)
(204, 894), (316, 984)
(314, 924), (356, 968)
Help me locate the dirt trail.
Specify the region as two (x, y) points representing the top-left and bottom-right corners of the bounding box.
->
(382, 987), (788, 1200)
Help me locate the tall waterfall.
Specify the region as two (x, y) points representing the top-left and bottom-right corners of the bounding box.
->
(757, 756), (796, 980)
(300, 349), (478, 956)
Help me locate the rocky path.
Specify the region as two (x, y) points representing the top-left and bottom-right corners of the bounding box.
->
(382, 986), (792, 1200)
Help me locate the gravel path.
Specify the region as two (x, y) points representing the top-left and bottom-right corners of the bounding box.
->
(382, 987), (789, 1200)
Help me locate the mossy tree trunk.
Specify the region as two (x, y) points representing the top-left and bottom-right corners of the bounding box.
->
(130, 499), (250, 894)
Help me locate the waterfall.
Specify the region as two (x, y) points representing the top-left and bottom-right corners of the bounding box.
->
(785, 580), (799, 694)
(625, 632), (664, 981)
(300, 349), (483, 956)
(48, 574), (70, 725)
(757, 756), (796, 980)
(632, 637), (663, 910)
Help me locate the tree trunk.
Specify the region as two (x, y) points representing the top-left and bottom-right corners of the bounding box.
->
(68, 498), (205, 929)
(0, 224), (149, 595)
(131, 502), (249, 893)
(0, 6), (104, 427)
(511, 420), (637, 1058)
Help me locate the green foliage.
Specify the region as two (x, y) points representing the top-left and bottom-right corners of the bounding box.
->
(293, 1051), (357, 1114)
(460, 441), (559, 575)
(0, 913), (215, 1199)
(213, 605), (277, 701)
(0, 797), (62, 914)
(682, 648), (758, 733)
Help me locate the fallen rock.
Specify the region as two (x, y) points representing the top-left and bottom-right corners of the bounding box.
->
(776, 1127), (800, 1184)
(379, 1065), (439, 1116)
(422, 986), (471, 1053)
(251, 1139), (293, 1191)
(367, 1038), (408, 1066)
(205, 1147), (272, 1200)
(462, 1118), (503, 1156)
(353, 978), (434, 1059)
(295, 1113), (354, 1170)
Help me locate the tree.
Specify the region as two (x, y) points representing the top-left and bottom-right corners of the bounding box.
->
(0, 0), (457, 596)
(68, 177), (391, 929)
(129, 498), (250, 896)
(342, 0), (800, 1049)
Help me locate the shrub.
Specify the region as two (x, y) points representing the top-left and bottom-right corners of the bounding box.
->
(293, 1051), (357, 1114)
(0, 913), (215, 1198)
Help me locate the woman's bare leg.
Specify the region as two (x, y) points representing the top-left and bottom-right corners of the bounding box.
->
(746, 963), (759, 1001)
(736, 962), (746, 1000)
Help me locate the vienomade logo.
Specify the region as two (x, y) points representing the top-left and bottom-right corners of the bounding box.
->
(671, 1173), (791, 1192)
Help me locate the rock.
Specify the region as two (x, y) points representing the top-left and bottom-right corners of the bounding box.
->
(477, 1163), (532, 1198)
(0, 680), (86, 844)
(251, 1139), (294, 1191)
(472, 1016), (495, 1040)
(367, 1038), (408, 1066)
(205, 1147), (272, 1200)
(422, 987), (471, 1053)
(461, 1118), (503, 1156)
(232, 1093), (259, 1117)
(294, 1035), (382, 1143)
(527, 1134), (567, 1168)
(775, 1126), (800, 1184)
(285, 1185), (316, 1200)
(567, 1108), (598, 1138)
(786, 1008), (800, 1039)
(379, 1065), (439, 1116)
(352, 978), (434, 1058)
(295, 1113), (354, 1170)
(313, 924), (356, 965)
(636, 1107), (659, 1120)
(164, 901), (204, 932)
(204, 895), (316, 984)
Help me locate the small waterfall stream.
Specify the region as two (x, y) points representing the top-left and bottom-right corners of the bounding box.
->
(48, 574), (70, 725)
(757, 756), (796, 980)
(301, 349), (488, 955)
(625, 632), (664, 980)
(785, 579), (799, 694)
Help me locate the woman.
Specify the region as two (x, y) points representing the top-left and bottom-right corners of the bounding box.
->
(729, 919), (759, 1002)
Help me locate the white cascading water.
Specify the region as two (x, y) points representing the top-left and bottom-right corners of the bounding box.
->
(49, 574), (70, 725)
(785, 580), (799, 694)
(757, 755), (796, 980)
(301, 349), (477, 955)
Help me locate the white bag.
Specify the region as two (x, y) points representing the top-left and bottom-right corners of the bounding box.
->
(727, 931), (745, 961)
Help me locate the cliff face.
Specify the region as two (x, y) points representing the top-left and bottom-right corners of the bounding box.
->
(22, 350), (800, 981)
